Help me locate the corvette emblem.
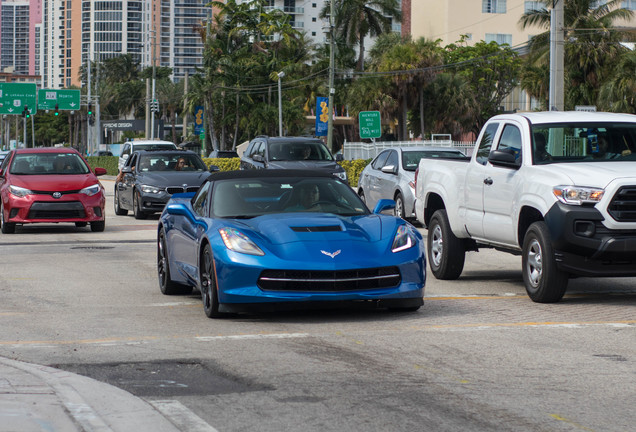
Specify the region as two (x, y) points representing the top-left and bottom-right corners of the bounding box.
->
(52, 192), (62, 199)
(321, 249), (341, 258)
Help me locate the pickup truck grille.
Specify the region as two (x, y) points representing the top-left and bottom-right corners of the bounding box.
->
(258, 267), (401, 292)
(607, 186), (636, 222)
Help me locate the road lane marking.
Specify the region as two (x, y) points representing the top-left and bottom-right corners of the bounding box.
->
(195, 333), (310, 341)
(149, 400), (219, 432)
(549, 413), (595, 431)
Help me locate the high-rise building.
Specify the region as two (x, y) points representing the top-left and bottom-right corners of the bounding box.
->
(1, 0), (41, 76)
(38, 0), (212, 89)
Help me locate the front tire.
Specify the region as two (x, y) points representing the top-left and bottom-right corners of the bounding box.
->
(133, 190), (148, 220)
(522, 222), (568, 303)
(114, 186), (128, 216)
(157, 229), (192, 295)
(90, 220), (105, 232)
(200, 244), (225, 318)
(427, 209), (465, 280)
(0, 202), (16, 234)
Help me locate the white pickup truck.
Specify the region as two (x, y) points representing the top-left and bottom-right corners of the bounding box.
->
(415, 111), (636, 302)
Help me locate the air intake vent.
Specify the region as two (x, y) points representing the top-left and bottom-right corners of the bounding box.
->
(290, 225), (342, 232)
(258, 267), (401, 292)
(608, 186), (636, 222)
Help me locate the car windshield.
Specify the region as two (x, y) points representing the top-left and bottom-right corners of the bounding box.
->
(401, 150), (466, 171)
(10, 153), (90, 175)
(139, 153), (207, 172)
(212, 177), (368, 218)
(531, 122), (636, 164)
(268, 142), (334, 162)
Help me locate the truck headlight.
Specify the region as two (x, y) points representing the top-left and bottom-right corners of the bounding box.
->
(553, 186), (604, 205)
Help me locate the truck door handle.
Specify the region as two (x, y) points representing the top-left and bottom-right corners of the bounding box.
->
(484, 177), (493, 185)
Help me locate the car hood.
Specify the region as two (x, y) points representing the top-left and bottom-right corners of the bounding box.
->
(10, 174), (99, 191)
(266, 160), (344, 172)
(225, 213), (402, 263)
(138, 171), (211, 186)
(547, 162), (636, 188)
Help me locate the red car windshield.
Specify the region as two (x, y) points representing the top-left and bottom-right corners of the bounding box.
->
(10, 153), (91, 175)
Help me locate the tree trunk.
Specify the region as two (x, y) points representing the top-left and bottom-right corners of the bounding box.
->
(233, 93), (239, 150)
(419, 86), (425, 139)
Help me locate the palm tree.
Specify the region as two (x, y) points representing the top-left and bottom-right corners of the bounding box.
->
(599, 49), (636, 113)
(320, 0), (401, 71)
(519, 0), (634, 109)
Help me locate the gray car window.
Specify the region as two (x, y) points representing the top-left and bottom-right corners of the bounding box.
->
(385, 150), (399, 168)
(372, 151), (390, 170)
(192, 181), (211, 217)
(498, 124), (523, 163)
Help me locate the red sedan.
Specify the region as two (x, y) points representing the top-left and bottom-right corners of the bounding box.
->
(0, 148), (107, 234)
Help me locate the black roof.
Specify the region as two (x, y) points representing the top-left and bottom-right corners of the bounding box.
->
(210, 169), (336, 181)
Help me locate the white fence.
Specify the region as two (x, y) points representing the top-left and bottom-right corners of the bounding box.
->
(342, 139), (476, 160)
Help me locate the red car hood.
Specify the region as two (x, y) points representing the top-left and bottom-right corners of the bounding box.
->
(11, 174), (100, 192)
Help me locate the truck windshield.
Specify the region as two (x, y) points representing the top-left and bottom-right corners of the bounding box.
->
(531, 123), (636, 164)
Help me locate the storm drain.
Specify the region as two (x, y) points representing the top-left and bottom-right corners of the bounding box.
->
(70, 246), (115, 250)
(53, 360), (268, 397)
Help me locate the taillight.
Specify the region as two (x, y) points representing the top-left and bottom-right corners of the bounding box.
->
(414, 167), (419, 191)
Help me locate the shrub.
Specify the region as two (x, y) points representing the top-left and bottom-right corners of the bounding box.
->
(86, 156), (119, 175)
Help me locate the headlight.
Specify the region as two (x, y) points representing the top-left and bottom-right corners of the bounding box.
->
(9, 185), (33, 197)
(553, 186), (604, 205)
(219, 227), (265, 256)
(141, 184), (165, 194)
(335, 171), (347, 181)
(392, 224), (416, 253)
(79, 184), (101, 196)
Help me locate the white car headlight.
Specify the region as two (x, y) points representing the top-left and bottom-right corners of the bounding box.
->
(141, 184), (165, 194)
(219, 227), (265, 256)
(79, 184), (101, 196)
(392, 224), (416, 253)
(9, 185), (33, 198)
(553, 186), (604, 205)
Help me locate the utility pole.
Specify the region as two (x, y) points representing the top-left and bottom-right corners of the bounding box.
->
(549, 0), (564, 111)
(326, 0), (335, 152)
(87, 51), (93, 155)
(151, 30), (157, 140)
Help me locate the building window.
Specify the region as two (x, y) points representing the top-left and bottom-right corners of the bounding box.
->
(312, 3), (317, 7)
(482, 0), (506, 13)
(622, 0), (636, 10)
(312, 17), (316, 22)
(524, 1), (542, 13)
(485, 33), (512, 46)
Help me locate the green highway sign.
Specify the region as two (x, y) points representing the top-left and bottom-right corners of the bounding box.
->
(38, 89), (81, 111)
(358, 110), (381, 139)
(0, 83), (37, 115)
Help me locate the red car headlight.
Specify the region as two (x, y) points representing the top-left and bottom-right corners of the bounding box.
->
(9, 185), (33, 198)
(80, 184), (101, 196)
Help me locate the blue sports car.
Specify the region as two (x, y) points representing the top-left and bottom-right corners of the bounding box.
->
(157, 170), (426, 318)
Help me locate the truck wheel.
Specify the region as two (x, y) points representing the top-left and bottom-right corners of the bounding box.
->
(427, 209), (465, 280)
(522, 222), (568, 303)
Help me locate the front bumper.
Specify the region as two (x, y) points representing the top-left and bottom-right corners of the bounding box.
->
(544, 202), (636, 276)
(139, 191), (170, 213)
(3, 192), (105, 224)
(209, 239), (426, 306)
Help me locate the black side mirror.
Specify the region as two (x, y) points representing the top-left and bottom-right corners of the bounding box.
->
(488, 149), (521, 169)
(335, 154), (344, 161)
(209, 165), (220, 173)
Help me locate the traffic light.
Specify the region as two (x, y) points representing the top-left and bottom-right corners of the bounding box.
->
(22, 106), (30, 118)
(54, 104), (59, 116)
(87, 103), (92, 116)
(151, 99), (159, 113)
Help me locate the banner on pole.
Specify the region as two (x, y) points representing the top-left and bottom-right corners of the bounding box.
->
(315, 97), (328, 136)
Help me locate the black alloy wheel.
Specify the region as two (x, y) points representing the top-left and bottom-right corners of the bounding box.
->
(133, 190), (148, 220)
(114, 186), (128, 216)
(200, 244), (224, 318)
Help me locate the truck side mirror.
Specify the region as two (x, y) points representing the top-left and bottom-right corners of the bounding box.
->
(488, 149), (521, 169)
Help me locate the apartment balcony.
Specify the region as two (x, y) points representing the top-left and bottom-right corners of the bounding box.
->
(263, 6), (304, 15)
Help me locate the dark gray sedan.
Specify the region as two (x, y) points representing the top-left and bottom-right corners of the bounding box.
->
(357, 146), (466, 219)
(114, 150), (217, 219)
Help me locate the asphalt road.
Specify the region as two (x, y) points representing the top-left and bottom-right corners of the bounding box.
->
(0, 178), (634, 431)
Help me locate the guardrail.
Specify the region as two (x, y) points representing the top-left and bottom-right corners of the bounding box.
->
(342, 140), (476, 160)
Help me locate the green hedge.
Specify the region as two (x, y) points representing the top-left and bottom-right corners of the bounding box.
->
(87, 156), (372, 186)
(86, 156), (119, 176)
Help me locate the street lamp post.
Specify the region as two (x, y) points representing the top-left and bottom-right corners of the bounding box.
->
(277, 71), (285, 136)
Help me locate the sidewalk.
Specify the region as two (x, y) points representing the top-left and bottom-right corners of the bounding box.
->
(0, 356), (180, 432)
